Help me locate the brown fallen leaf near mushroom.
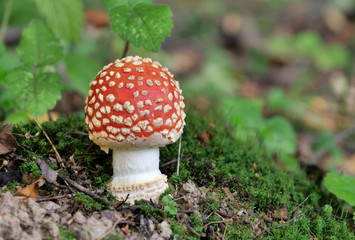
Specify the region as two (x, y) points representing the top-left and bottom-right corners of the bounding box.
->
(13, 175), (44, 200)
(0, 124), (18, 155)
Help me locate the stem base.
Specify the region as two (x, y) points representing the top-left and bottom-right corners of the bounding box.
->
(107, 175), (168, 204)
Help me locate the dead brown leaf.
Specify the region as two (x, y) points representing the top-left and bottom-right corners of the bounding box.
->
(37, 158), (58, 184)
(121, 224), (131, 234)
(13, 175), (44, 200)
(0, 124), (18, 155)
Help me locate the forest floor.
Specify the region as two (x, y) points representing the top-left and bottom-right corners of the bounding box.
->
(0, 109), (354, 239)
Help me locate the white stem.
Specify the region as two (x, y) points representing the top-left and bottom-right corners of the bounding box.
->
(110, 147), (163, 186)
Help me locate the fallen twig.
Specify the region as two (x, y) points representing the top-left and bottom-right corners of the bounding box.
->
(160, 157), (186, 168)
(216, 211), (240, 221)
(35, 190), (105, 202)
(177, 135), (182, 176)
(116, 194), (130, 209)
(34, 119), (66, 170)
(202, 218), (233, 229)
(57, 173), (112, 206)
(98, 218), (135, 239)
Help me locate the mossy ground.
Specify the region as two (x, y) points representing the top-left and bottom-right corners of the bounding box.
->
(5, 107), (355, 239)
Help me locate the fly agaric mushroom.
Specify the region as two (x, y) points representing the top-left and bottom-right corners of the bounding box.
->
(84, 56), (185, 203)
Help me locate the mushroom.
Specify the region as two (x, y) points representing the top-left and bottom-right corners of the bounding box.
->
(84, 56), (186, 203)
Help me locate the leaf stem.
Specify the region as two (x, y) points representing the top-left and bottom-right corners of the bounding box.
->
(0, 0), (14, 41)
(121, 41), (130, 58)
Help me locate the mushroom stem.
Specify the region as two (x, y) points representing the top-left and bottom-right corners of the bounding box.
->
(108, 147), (168, 203)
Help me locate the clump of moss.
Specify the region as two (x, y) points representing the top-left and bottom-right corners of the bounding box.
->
(74, 192), (104, 211)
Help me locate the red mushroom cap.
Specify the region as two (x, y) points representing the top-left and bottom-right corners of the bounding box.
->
(84, 56), (186, 149)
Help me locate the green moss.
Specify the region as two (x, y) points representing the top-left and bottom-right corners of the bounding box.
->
(58, 226), (76, 240)
(134, 200), (162, 218)
(190, 215), (203, 233)
(19, 161), (41, 177)
(170, 220), (188, 238)
(161, 107), (354, 238)
(0, 181), (20, 192)
(74, 192), (104, 211)
(224, 222), (254, 239)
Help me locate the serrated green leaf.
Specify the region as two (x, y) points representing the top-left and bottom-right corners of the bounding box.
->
(34, 0), (84, 43)
(324, 172), (355, 206)
(65, 53), (101, 95)
(261, 116), (297, 155)
(17, 20), (63, 66)
(109, 2), (172, 52)
(5, 66), (62, 117)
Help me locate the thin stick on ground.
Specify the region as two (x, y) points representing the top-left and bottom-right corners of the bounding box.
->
(57, 173), (112, 207)
(177, 136), (182, 176)
(34, 119), (66, 170)
(160, 157), (186, 168)
(35, 190), (104, 202)
(202, 218), (233, 229)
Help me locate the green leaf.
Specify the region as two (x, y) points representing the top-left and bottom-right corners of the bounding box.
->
(294, 31), (323, 56)
(267, 87), (292, 111)
(223, 98), (264, 130)
(314, 44), (350, 71)
(161, 195), (172, 203)
(5, 66), (62, 117)
(324, 172), (355, 206)
(17, 20), (63, 66)
(65, 53), (102, 96)
(109, 2), (173, 52)
(261, 116), (297, 155)
(34, 0), (84, 43)
(4, 110), (30, 124)
(0, 41), (4, 58)
(103, 0), (154, 9)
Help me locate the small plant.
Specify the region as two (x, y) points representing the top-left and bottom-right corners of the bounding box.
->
(322, 204), (333, 217)
(324, 172), (355, 206)
(161, 195), (178, 216)
(4, 20), (63, 117)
